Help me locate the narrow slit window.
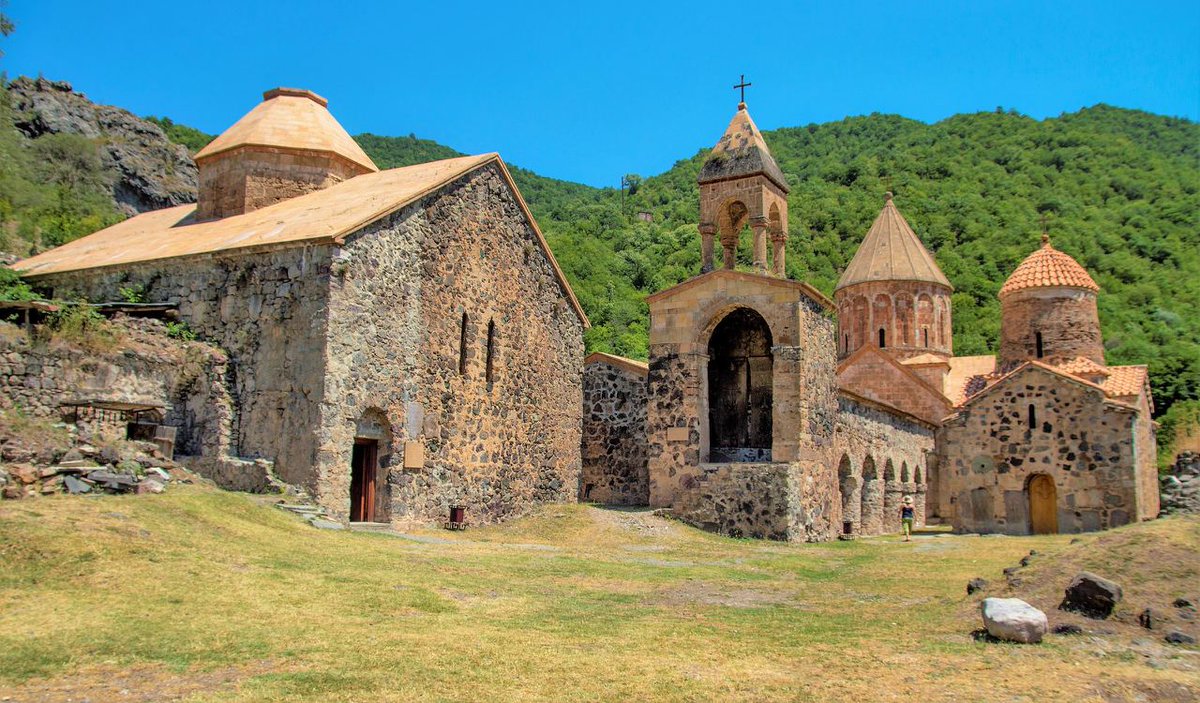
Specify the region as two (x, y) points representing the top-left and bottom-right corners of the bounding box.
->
(458, 313), (469, 375)
(878, 328), (886, 349)
(923, 328), (929, 346)
(485, 319), (496, 385)
(1035, 331), (1044, 358)
(843, 333), (849, 353)
(1028, 404), (1037, 429)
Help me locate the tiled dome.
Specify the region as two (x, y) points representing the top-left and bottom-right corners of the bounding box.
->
(998, 235), (1099, 299)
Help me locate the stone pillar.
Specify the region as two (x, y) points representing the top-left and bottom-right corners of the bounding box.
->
(840, 478), (862, 536)
(860, 479), (883, 535)
(771, 232), (787, 278)
(751, 218), (768, 273)
(699, 223), (716, 273)
(884, 480), (903, 534)
(720, 232), (738, 270)
(914, 483), (927, 528)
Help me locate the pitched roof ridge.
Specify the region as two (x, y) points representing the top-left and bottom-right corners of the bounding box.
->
(835, 194), (952, 291)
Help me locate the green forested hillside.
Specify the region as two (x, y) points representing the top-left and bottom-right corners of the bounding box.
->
(2, 85), (1197, 416)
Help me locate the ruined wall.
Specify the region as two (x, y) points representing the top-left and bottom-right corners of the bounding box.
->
(321, 163), (584, 525)
(32, 246), (333, 488)
(834, 393), (934, 536)
(0, 318), (232, 457)
(936, 366), (1146, 534)
(998, 288), (1104, 372)
(671, 461), (838, 542)
(581, 355), (648, 505)
(197, 147), (366, 220)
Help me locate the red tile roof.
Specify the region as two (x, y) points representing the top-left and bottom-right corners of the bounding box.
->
(999, 234), (1099, 298)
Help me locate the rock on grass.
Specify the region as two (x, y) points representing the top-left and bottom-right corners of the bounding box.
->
(982, 597), (1048, 644)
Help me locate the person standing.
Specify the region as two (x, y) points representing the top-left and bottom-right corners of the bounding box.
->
(901, 495), (915, 541)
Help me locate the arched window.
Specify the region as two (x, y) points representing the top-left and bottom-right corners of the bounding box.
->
(923, 328), (929, 347)
(1035, 331), (1044, 358)
(485, 319), (496, 386)
(879, 328), (886, 348)
(1028, 404), (1037, 429)
(458, 312), (469, 375)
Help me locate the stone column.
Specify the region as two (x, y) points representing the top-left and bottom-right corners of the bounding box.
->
(751, 218), (768, 273)
(914, 483), (927, 528)
(720, 231), (738, 270)
(699, 223), (716, 273)
(884, 480), (904, 534)
(771, 232), (787, 277)
(860, 478), (883, 535)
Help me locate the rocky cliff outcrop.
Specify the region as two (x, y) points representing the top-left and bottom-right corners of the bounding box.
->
(7, 77), (197, 215)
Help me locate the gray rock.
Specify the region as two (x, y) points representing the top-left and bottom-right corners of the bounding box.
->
(1052, 623), (1083, 635)
(1138, 608), (1159, 630)
(63, 475), (91, 494)
(309, 519), (344, 531)
(967, 578), (989, 595)
(136, 479), (165, 494)
(982, 598), (1048, 643)
(1060, 571), (1123, 618)
(1165, 630), (1196, 645)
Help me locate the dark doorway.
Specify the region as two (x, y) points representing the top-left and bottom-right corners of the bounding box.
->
(707, 308), (773, 462)
(350, 439), (378, 522)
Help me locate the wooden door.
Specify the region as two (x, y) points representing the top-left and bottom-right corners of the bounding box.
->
(1028, 474), (1058, 534)
(350, 440), (377, 522)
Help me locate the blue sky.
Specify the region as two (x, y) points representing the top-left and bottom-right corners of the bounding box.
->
(3, 1), (1197, 186)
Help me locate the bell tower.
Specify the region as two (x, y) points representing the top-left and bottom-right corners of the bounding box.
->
(696, 83), (789, 276)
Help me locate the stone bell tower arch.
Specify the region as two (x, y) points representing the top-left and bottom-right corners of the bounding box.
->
(697, 100), (790, 276)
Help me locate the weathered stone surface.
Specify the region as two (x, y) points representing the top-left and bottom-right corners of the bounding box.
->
(981, 597), (1048, 643)
(967, 578), (989, 595)
(1052, 623), (1083, 635)
(1165, 630), (1196, 645)
(1161, 452), (1200, 515)
(581, 355), (648, 505)
(1060, 572), (1123, 618)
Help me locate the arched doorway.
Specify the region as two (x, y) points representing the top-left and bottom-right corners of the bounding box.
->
(707, 308), (773, 462)
(837, 454), (858, 536)
(1028, 474), (1058, 534)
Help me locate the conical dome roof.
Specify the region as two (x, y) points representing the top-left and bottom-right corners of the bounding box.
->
(835, 193), (951, 291)
(998, 234), (1099, 299)
(697, 104), (788, 192)
(195, 88), (378, 173)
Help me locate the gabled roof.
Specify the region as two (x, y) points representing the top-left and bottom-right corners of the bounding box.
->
(584, 352), (649, 377)
(944, 354), (998, 406)
(956, 360), (1136, 413)
(645, 268), (832, 310)
(195, 88), (378, 173)
(697, 104), (789, 192)
(1100, 365), (1151, 403)
(1057, 356), (1111, 378)
(901, 353), (951, 367)
(13, 154), (589, 328)
(835, 193), (952, 291)
(836, 345), (953, 425)
(998, 234), (1099, 299)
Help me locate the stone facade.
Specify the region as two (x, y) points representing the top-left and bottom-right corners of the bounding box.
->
(581, 353), (648, 505)
(833, 393), (934, 537)
(835, 280), (953, 362)
(935, 365), (1155, 534)
(998, 287), (1104, 372)
(197, 147), (367, 221)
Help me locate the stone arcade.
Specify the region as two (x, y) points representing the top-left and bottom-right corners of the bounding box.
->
(15, 88), (589, 527)
(583, 99), (1158, 540)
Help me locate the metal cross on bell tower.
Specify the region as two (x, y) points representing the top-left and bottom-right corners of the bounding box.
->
(733, 74), (752, 108)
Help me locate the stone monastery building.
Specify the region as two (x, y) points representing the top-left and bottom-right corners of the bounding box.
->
(583, 100), (1159, 539)
(16, 88), (589, 526)
(13, 88), (1158, 538)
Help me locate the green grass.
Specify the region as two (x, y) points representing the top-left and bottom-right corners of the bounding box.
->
(0, 488), (1196, 702)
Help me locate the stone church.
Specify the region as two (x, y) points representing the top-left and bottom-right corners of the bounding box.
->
(16, 87), (589, 526)
(583, 99), (1159, 539)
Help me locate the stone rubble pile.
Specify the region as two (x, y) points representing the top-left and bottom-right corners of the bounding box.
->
(1160, 452), (1200, 515)
(276, 502), (343, 530)
(0, 439), (193, 500)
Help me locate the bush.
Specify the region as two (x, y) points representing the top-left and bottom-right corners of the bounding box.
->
(41, 302), (121, 352)
(165, 321), (197, 341)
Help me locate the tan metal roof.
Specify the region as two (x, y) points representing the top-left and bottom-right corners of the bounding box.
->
(697, 104), (789, 192)
(835, 193), (952, 291)
(944, 354), (997, 405)
(194, 88), (378, 173)
(584, 352), (649, 377)
(12, 154), (589, 327)
(998, 234), (1099, 298)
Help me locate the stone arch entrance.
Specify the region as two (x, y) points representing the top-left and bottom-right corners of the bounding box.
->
(706, 307), (773, 462)
(837, 454), (858, 536)
(1028, 473), (1058, 535)
(350, 409), (392, 523)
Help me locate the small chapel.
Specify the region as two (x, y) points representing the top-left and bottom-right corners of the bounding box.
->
(583, 96), (1159, 539)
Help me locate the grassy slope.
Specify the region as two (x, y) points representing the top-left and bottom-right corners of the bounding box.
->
(0, 488), (1196, 702)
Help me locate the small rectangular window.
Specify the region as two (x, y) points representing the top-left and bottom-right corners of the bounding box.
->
(1028, 404), (1037, 429)
(1035, 331), (1044, 359)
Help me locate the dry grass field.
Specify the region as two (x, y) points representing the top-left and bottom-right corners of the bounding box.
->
(0, 485), (1197, 702)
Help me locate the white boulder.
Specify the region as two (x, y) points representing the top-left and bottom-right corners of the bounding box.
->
(981, 597), (1048, 643)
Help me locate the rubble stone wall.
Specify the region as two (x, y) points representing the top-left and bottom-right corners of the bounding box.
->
(581, 356), (648, 505)
(320, 163), (585, 525)
(30, 246), (333, 488)
(197, 147), (365, 220)
(936, 365), (1150, 534)
(999, 288), (1104, 372)
(0, 319), (232, 458)
(834, 393), (934, 536)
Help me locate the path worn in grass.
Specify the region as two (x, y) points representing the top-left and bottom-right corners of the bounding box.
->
(0, 487), (1197, 702)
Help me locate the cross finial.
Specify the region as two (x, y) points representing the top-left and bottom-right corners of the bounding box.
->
(734, 74), (752, 109)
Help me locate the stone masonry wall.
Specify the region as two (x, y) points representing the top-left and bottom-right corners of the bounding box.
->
(936, 365), (1146, 534)
(320, 163), (585, 525)
(834, 393), (934, 537)
(33, 245), (333, 489)
(0, 318), (232, 458)
(999, 288), (1104, 372)
(197, 147), (365, 220)
(582, 356), (648, 505)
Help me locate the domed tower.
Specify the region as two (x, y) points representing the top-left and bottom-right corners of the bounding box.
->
(194, 88), (378, 220)
(834, 193), (953, 362)
(998, 233), (1103, 373)
(696, 100), (789, 276)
